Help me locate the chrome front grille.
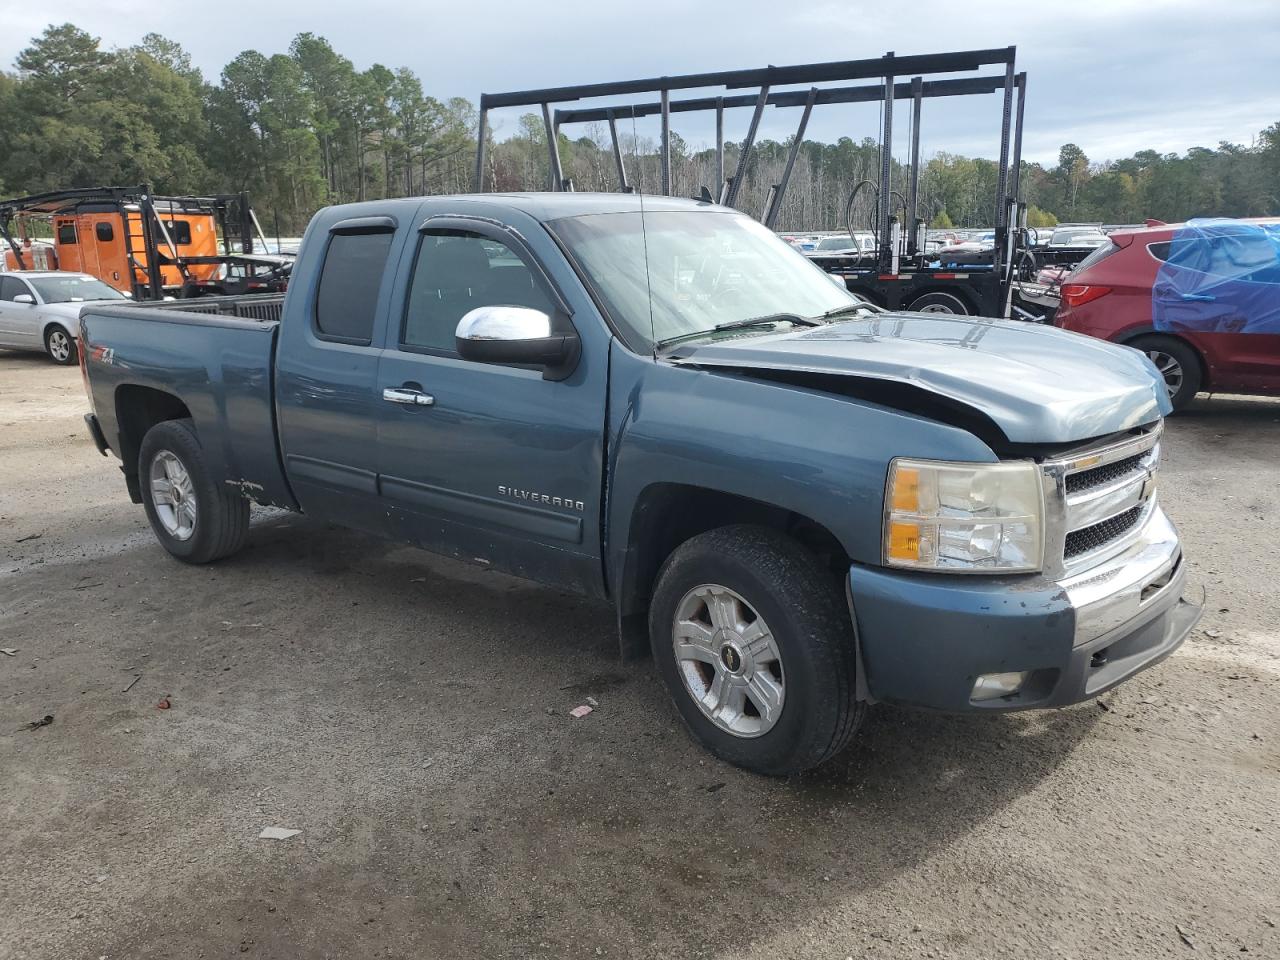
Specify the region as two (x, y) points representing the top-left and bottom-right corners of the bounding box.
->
(1064, 504), (1146, 559)
(1040, 425), (1162, 579)
(1064, 453), (1147, 495)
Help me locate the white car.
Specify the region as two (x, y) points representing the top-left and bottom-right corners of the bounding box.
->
(0, 271), (130, 365)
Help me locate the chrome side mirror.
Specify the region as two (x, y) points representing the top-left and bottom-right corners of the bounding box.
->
(455, 305), (580, 380)
(12, 293), (35, 305)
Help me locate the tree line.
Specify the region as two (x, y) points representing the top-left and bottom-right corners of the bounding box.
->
(2, 24), (1277, 235)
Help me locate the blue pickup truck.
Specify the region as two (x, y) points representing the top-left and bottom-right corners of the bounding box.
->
(79, 193), (1200, 774)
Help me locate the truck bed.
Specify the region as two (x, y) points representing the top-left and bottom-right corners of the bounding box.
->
(79, 297), (297, 511)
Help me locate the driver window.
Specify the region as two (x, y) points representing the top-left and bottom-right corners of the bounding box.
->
(402, 229), (554, 354)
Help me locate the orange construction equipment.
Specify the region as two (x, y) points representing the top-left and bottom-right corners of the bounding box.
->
(0, 185), (272, 299)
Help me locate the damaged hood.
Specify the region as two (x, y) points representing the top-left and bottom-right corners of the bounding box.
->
(670, 313), (1171, 443)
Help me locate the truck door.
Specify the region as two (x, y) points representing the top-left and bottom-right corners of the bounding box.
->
(274, 216), (402, 536)
(374, 218), (607, 595)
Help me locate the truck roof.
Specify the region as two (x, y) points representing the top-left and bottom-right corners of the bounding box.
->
(331, 192), (722, 222)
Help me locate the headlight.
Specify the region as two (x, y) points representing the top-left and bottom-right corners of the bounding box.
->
(883, 458), (1044, 573)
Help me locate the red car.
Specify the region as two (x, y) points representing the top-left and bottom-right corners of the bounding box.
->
(1054, 217), (1280, 410)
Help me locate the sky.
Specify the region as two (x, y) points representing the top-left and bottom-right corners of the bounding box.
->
(2, 0), (1278, 167)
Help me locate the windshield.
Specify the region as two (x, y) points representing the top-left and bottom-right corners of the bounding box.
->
(815, 236), (854, 251)
(549, 210), (865, 351)
(28, 275), (126, 303)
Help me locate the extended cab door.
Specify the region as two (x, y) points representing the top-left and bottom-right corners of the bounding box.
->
(374, 214), (608, 595)
(275, 214), (405, 535)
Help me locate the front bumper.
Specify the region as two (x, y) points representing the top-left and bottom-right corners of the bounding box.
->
(848, 506), (1201, 711)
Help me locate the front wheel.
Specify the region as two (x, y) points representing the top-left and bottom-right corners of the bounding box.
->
(44, 326), (78, 365)
(139, 418), (249, 563)
(649, 525), (865, 775)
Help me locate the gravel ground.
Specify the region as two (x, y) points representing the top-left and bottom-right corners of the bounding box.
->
(1, 350), (1277, 960)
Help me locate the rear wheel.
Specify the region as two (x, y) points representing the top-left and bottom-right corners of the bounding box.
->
(649, 525), (865, 775)
(1130, 335), (1201, 411)
(44, 326), (77, 365)
(908, 291), (971, 315)
(139, 418), (249, 563)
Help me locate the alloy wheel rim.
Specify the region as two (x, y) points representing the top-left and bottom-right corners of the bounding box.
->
(1146, 349), (1183, 398)
(149, 451), (197, 541)
(48, 331), (70, 361)
(672, 583), (785, 738)
(917, 302), (958, 314)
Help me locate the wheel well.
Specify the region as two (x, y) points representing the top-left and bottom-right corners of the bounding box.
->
(1119, 330), (1210, 388)
(618, 484), (850, 621)
(42, 320), (74, 342)
(114, 386), (192, 502)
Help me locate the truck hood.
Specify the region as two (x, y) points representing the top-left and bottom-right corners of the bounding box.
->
(669, 313), (1171, 444)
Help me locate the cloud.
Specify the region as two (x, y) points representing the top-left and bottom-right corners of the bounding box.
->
(2, 0), (1274, 164)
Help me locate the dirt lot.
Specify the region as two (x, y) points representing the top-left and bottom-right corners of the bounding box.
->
(1, 350), (1277, 960)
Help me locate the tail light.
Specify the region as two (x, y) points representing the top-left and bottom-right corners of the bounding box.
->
(1061, 284), (1112, 308)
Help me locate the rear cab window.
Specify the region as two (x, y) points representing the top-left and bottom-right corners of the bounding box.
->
(314, 227), (397, 344)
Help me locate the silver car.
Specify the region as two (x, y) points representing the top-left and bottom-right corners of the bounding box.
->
(0, 271), (129, 364)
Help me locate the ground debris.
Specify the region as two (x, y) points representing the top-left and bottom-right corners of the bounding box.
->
(21, 714), (53, 731)
(258, 827), (301, 841)
(14, 533), (41, 543)
(156, 697), (171, 710)
(0, 648), (17, 656)
(1176, 923), (1195, 949)
(122, 674), (141, 693)
(569, 705), (593, 718)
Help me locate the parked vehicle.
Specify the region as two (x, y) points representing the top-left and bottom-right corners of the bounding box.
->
(1054, 217), (1280, 409)
(803, 233), (876, 257)
(79, 193), (1198, 775)
(1046, 226), (1109, 250)
(0, 271), (128, 364)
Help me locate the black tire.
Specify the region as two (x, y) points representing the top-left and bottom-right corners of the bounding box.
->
(649, 525), (865, 775)
(138, 418), (249, 564)
(907, 291), (971, 315)
(1129, 335), (1202, 411)
(44, 325), (78, 365)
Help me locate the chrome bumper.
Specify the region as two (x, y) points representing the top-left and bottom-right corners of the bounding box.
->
(1062, 504), (1187, 647)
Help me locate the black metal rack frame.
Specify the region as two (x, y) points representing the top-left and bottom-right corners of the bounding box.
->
(474, 48), (1027, 283)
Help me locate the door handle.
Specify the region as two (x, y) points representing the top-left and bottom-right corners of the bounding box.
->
(382, 387), (434, 406)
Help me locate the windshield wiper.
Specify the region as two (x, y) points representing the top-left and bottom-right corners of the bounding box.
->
(654, 313), (819, 351)
(715, 312), (821, 332)
(821, 301), (882, 320)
